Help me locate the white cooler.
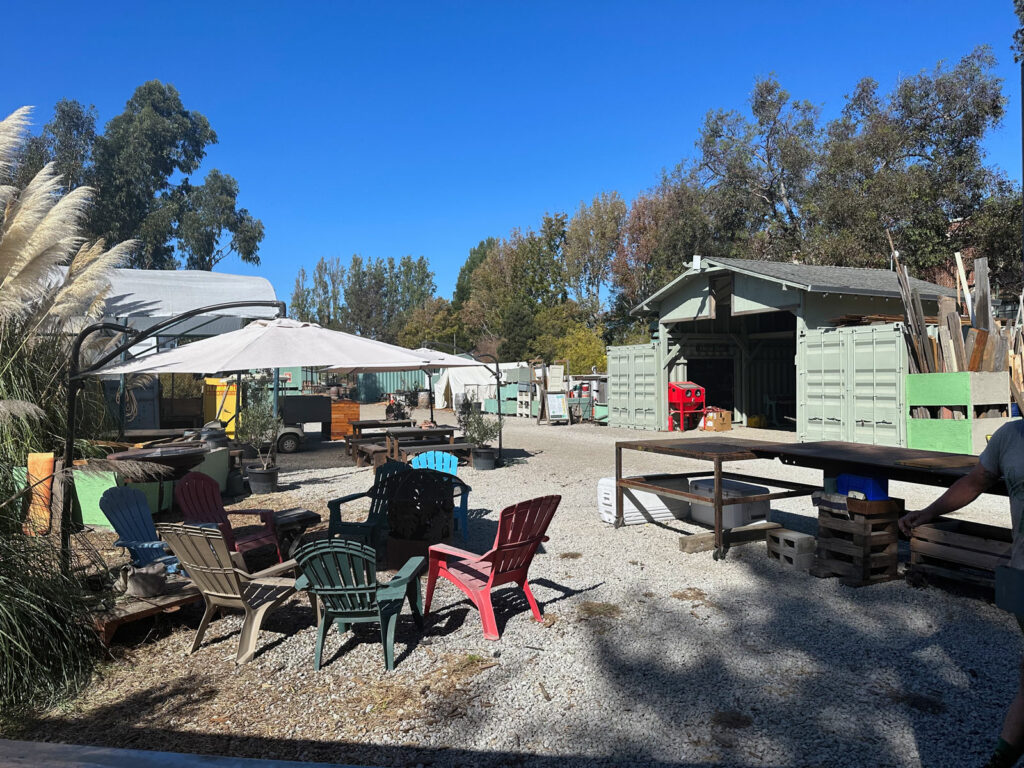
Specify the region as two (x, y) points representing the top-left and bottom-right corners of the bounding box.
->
(688, 478), (769, 528)
(598, 476), (691, 525)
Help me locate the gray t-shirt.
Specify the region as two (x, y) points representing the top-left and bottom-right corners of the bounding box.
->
(979, 420), (1024, 567)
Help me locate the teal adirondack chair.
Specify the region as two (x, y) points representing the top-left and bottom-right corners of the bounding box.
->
(327, 461), (411, 552)
(294, 539), (424, 671)
(410, 451), (471, 540)
(99, 486), (179, 571)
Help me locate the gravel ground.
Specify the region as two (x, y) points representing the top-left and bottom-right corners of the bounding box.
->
(9, 406), (1024, 767)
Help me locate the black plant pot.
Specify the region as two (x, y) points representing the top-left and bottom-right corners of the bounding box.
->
(472, 448), (497, 470)
(247, 465), (279, 494)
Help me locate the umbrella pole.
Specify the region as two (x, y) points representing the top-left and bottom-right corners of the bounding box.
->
(272, 368), (280, 418)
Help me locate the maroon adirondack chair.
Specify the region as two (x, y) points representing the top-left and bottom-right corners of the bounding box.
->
(174, 472), (282, 562)
(424, 494), (560, 640)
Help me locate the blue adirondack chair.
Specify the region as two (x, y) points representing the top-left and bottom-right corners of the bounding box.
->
(99, 486), (179, 572)
(410, 451), (471, 540)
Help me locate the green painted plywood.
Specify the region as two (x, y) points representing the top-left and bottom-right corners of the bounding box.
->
(907, 419), (972, 454)
(905, 373), (972, 407)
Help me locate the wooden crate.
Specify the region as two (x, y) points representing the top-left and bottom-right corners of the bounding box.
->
(910, 519), (1012, 590)
(813, 497), (902, 587)
(329, 400), (360, 440)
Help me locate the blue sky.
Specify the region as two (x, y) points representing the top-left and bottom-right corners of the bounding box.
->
(6, 1), (1023, 305)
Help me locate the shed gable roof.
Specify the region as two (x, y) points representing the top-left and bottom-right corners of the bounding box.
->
(634, 256), (955, 315)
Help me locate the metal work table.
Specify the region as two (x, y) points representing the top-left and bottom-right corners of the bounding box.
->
(751, 441), (1006, 494)
(615, 438), (818, 559)
(614, 437), (1008, 561)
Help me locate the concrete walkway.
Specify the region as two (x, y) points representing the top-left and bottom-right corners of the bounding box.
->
(0, 740), (365, 768)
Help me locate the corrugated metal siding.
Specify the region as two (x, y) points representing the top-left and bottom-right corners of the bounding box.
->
(355, 370), (427, 403)
(797, 324), (906, 446)
(607, 344), (660, 430)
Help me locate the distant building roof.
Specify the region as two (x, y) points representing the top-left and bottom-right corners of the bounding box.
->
(100, 269), (280, 338)
(634, 256), (955, 315)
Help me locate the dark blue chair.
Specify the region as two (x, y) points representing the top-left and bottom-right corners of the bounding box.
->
(99, 486), (179, 572)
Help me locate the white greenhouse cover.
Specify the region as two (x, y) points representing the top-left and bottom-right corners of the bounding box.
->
(96, 318), (433, 376)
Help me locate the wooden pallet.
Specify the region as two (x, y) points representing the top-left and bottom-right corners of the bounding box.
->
(909, 519), (1012, 591)
(813, 498), (902, 587)
(93, 580), (202, 645)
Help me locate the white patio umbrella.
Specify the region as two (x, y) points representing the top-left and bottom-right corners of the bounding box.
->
(97, 318), (433, 376)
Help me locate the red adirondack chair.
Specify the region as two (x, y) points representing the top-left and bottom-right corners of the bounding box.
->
(424, 494), (560, 640)
(174, 472), (282, 561)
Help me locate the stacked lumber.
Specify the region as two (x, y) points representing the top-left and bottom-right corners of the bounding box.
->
(831, 313), (968, 327)
(894, 253), (1024, 418)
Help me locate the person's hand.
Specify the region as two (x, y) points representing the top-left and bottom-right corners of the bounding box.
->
(898, 508), (935, 537)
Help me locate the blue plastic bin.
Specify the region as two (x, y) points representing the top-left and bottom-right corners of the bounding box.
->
(836, 473), (889, 501)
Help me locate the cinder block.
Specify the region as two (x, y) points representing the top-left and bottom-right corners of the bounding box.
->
(770, 548), (815, 573)
(766, 528), (816, 555)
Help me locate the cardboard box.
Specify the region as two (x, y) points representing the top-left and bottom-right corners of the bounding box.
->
(703, 410), (732, 431)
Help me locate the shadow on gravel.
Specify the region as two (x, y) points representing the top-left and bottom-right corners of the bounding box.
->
(582, 549), (1022, 767)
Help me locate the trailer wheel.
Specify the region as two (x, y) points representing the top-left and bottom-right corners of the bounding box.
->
(277, 433), (301, 453)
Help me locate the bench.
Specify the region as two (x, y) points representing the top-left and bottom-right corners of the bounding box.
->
(397, 441), (476, 466)
(354, 442), (390, 468)
(345, 434), (386, 456)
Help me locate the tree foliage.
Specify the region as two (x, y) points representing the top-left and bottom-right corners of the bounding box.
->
(11, 81), (263, 271)
(290, 254), (435, 343)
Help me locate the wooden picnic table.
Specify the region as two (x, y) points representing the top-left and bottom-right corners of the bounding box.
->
(349, 419), (413, 438)
(385, 426), (455, 459)
(615, 437), (1010, 562)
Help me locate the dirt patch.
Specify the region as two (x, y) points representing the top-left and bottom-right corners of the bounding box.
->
(349, 651), (497, 726)
(577, 601), (621, 620)
(559, 552), (582, 560)
(671, 588), (715, 608)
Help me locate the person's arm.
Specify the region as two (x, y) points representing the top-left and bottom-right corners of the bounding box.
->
(898, 462), (998, 536)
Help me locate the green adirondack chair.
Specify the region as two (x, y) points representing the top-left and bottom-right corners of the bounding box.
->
(327, 461), (410, 553)
(294, 539), (424, 671)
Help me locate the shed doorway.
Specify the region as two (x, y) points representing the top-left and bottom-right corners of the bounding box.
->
(685, 358), (735, 414)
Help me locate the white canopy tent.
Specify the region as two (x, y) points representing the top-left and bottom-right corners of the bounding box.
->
(434, 366), (499, 409)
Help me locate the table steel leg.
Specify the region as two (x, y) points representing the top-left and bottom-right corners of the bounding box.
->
(615, 445), (624, 528)
(713, 458), (725, 560)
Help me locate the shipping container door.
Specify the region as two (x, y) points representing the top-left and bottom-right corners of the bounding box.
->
(606, 344), (659, 430)
(799, 329), (845, 441)
(607, 346), (630, 428)
(630, 346), (659, 429)
(848, 326), (905, 446)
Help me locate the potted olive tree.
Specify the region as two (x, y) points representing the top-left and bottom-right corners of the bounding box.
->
(234, 381), (282, 494)
(457, 396), (502, 470)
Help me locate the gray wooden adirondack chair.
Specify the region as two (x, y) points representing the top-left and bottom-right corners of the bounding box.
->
(156, 523), (299, 665)
(327, 460), (410, 553)
(294, 539), (424, 671)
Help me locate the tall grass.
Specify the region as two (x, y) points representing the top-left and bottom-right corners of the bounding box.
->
(0, 106), (136, 720)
